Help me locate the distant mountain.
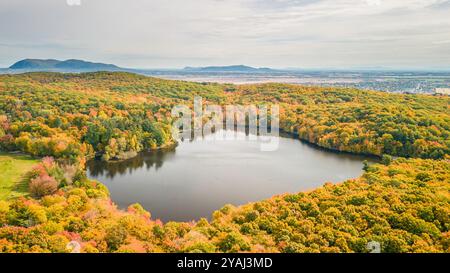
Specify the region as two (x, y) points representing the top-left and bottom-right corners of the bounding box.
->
(9, 59), (120, 71)
(183, 65), (276, 73)
(9, 59), (61, 70)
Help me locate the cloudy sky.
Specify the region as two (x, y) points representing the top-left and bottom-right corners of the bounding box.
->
(1, 0), (450, 69)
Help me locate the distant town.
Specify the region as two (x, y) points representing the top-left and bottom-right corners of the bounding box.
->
(139, 69), (450, 95)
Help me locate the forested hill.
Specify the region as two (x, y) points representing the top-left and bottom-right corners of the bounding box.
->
(9, 59), (120, 71)
(183, 65), (276, 72)
(0, 72), (448, 162)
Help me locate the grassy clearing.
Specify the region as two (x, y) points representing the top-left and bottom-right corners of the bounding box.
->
(0, 152), (38, 201)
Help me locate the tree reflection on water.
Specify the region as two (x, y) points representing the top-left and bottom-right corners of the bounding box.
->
(87, 147), (177, 179)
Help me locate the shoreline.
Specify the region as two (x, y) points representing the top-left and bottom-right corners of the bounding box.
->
(91, 127), (381, 165)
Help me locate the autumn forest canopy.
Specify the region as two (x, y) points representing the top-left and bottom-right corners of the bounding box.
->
(0, 72), (448, 162)
(0, 72), (449, 253)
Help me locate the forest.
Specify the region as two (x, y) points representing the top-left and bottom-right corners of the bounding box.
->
(0, 72), (448, 162)
(0, 72), (449, 252)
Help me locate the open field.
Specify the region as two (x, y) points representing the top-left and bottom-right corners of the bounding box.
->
(0, 152), (38, 200)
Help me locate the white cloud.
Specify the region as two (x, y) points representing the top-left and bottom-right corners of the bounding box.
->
(0, 0), (449, 68)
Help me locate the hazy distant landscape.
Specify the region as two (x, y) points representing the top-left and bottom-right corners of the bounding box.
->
(139, 69), (450, 94)
(2, 59), (449, 94)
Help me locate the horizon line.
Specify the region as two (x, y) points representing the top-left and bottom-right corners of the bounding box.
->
(2, 58), (450, 72)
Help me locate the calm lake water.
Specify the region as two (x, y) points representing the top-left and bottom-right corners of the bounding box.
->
(87, 130), (373, 222)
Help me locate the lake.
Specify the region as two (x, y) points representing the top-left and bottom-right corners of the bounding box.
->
(87, 130), (373, 222)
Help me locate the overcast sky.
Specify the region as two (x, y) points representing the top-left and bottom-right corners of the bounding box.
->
(1, 0), (450, 69)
